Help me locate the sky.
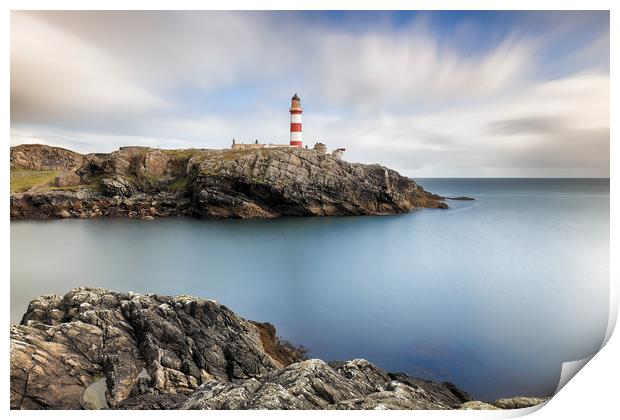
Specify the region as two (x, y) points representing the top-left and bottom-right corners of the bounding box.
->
(10, 11), (609, 177)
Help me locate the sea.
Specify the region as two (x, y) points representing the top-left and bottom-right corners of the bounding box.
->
(10, 178), (610, 401)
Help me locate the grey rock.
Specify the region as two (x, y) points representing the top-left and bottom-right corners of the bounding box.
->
(10, 321), (104, 409)
(178, 359), (470, 410)
(460, 401), (500, 410)
(446, 196), (475, 201)
(11, 288), (300, 409)
(459, 397), (547, 410)
(57, 209), (71, 218)
(387, 372), (473, 408)
(117, 393), (187, 410)
(10, 144), (84, 171)
(55, 171), (82, 187)
(101, 176), (135, 197)
(493, 396), (547, 409)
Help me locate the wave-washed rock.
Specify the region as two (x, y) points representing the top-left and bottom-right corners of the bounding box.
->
(10, 288), (544, 410)
(10, 144), (448, 220)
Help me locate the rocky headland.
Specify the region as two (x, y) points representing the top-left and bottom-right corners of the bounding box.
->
(11, 287), (545, 410)
(10, 144), (449, 220)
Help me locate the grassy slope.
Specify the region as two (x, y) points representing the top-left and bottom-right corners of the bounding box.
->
(10, 170), (61, 193)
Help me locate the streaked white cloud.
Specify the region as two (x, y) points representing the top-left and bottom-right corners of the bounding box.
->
(312, 30), (536, 108)
(11, 13), (168, 124)
(10, 11), (609, 177)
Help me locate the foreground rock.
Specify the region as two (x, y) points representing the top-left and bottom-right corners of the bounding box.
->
(174, 359), (468, 410)
(493, 397), (547, 409)
(11, 288), (300, 409)
(447, 196), (475, 201)
(10, 288), (545, 410)
(460, 397), (547, 410)
(10, 144), (447, 220)
(9, 288), (465, 410)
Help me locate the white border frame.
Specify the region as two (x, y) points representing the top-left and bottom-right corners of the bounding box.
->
(3, 1), (617, 418)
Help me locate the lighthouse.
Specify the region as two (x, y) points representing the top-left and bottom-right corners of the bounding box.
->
(289, 93), (303, 147)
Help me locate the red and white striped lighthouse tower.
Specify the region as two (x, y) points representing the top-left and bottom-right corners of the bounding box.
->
(289, 93), (303, 147)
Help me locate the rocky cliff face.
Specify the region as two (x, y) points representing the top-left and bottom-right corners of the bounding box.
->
(10, 144), (447, 220)
(10, 288), (545, 411)
(11, 144), (85, 171)
(188, 148), (446, 218)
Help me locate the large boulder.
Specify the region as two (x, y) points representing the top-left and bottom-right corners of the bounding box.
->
(459, 397), (547, 410)
(11, 288), (299, 409)
(101, 176), (135, 197)
(460, 401), (500, 410)
(55, 171), (82, 187)
(493, 397), (546, 409)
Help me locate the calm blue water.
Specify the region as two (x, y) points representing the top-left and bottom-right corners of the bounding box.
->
(10, 179), (610, 401)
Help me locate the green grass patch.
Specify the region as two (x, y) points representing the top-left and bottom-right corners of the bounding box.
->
(161, 149), (200, 159)
(218, 148), (264, 161)
(137, 172), (159, 184)
(169, 177), (189, 192)
(10, 170), (61, 193)
(48, 185), (81, 192)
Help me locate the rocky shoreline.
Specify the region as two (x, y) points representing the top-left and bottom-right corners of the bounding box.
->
(11, 287), (544, 410)
(10, 144), (449, 220)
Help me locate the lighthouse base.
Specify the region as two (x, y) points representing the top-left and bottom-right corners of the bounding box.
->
(289, 141), (303, 148)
